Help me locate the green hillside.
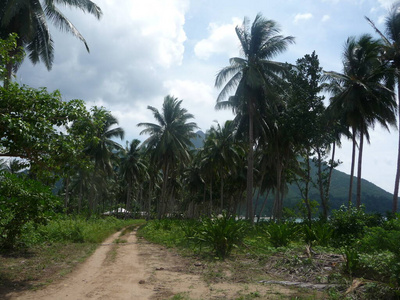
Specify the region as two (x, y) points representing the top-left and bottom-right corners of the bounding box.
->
(193, 131), (394, 215)
(276, 167), (393, 215)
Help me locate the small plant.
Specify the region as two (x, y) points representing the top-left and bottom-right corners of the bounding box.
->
(114, 238), (127, 244)
(342, 247), (360, 276)
(193, 211), (247, 259)
(302, 222), (333, 247)
(264, 222), (298, 248)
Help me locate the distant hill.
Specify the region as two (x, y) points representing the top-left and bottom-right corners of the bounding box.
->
(191, 130), (205, 149)
(277, 168), (393, 214)
(191, 130), (394, 214)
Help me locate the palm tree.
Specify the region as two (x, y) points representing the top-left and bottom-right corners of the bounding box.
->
(0, 0), (102, 78)
(366, 2), (400, 213)
(215, 13), (294, 222)
(325, 34), (396, 208)
(138, 95), (198, 218)
(201, 120), (242, 213)
(81, 107), (124, 213)
(119, 139), (148, 212)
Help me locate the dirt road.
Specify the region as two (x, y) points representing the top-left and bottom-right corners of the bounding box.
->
(6, 228), (306, 300)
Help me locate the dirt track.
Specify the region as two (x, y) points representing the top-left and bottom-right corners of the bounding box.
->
(6, 228), (306, 300)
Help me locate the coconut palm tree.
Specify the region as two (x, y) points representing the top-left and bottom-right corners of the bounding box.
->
(119, 139), (148, 212)
(215, 13), (294, 222)
(138, 95), (198, 218)
(366, 2), (400, 213)
(0, 0), (102, 78)
(201, 120), (242, 213)
(79, 107), (124, 213)
(325, 34), (396, 208)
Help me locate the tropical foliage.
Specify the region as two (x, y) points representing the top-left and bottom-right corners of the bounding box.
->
(0, 0), (102, 78)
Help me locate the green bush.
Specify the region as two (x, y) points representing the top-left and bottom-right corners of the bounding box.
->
(360, 227), (400, 255)
(0, 173), (60, 249)
(302, 222), (333, 247)
(194, 212), (247, 259)
(330, 205), (370, 246)
(264, 222), (298, 248)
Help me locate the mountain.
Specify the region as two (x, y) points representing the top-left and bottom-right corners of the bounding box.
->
(191, 130), (394, 214)
(191, 130), (206, 149)
(277, 168), (393, 214)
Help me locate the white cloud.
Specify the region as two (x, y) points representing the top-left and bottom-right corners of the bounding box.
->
(194, 18), (242, 60)
(321, 15), (331, 22)
(377, 0), (397, 9)
(293, 13), (313, 24)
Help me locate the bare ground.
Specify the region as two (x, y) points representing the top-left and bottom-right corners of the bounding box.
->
(4, 228), (329, 300)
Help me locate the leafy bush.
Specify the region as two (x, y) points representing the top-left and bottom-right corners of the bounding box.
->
(360, 226), (400, 255)
(330, 205), (370, 246)
(194, 212), (247, 258)
(302, 222), (333, 247)
(357, 252), (395, 282)
(0, 173), (60, 249)
(264, 222), (298, 248)
(384, 215), (400, 231)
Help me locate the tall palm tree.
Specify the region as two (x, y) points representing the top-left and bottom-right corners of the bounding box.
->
(366, 2), (400, 213)
(0, 0), (102, 77)
(119, 139), (148, 212)
(80, 107), (124, 213)
(325, 34), (396, 208)
(201, 120), (242, 213)
(138, 95), (198, 218)
(215, 13), (294, 222)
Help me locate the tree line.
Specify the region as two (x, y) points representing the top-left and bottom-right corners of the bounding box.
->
(1, 1), (400, 222)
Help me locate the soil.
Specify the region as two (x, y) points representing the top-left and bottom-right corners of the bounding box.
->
(4, 228), (330, 300)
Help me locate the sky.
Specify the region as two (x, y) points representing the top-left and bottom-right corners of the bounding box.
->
(15, 0), (400, 193)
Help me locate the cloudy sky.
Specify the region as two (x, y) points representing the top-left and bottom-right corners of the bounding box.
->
(16, 0), (399, 193)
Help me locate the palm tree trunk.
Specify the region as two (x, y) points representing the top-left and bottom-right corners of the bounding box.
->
(393, 83), (400, 213)
(325, 141), (336, 217)
(78, 182), (82, 214)
(348, 129), (356, 206)
(273, 159), (283, 221)
(316, 148), (328, 220)
(126, 182), (132, 212)
(305, 156), (312, 223)
(209, 179), (213, 216)
(257, 190), (270, 222)
(64, 177), (70, 209)
(159, 163), (169, 219)
(254, 172), (265, 219)
(220, 176), (224, 212)
(356, 127), (364, 208)
(247, 100), (254, 223)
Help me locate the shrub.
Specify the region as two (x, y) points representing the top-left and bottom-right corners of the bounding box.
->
(194, 212), (247, 259)
(302, 222), (333, 247)
(264, 222), (298, 248)
(330, 204), (369, 246)
(360, 227), (400, 255)
(0, 173), (60, 249)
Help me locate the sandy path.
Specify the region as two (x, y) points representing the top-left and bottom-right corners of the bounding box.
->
(9, 229), (153, 300)
(7, 228), (304, 300)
